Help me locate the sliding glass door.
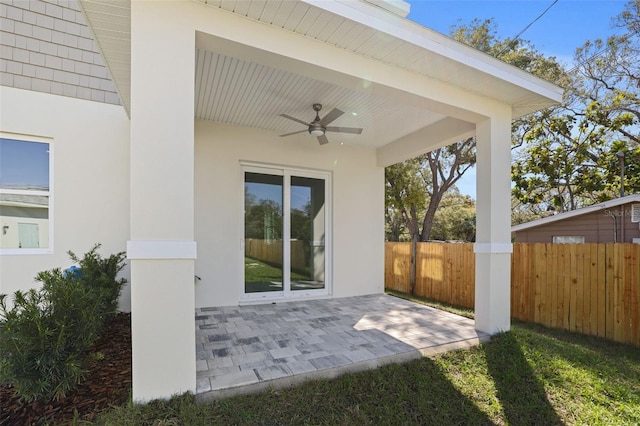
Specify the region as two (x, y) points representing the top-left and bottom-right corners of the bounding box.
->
(244, 172), (284, 293)
(243, 166), (329, 299)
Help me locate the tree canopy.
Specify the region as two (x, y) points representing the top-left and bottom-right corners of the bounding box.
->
(512, 0), (640, 213)
(387, 2), (639, 238)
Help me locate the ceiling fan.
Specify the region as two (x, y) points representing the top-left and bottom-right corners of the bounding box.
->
(278, 103), (363, 145)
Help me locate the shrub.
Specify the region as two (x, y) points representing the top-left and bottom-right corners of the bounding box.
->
(67, 244), (127, 328)
(0, 245), (127, 401)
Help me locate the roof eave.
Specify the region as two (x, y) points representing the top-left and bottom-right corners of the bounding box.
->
(304, 0), (563, 110)
(511, 194), (640, 232)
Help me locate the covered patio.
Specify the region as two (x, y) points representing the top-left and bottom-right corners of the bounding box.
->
(195, 294), (488, 399)
(76, 0), (562, 401)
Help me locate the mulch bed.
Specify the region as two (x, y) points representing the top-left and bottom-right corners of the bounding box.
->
(0, 312), (132, 425)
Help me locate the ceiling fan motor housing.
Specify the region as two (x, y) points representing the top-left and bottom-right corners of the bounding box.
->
(309, 122), (325, 136)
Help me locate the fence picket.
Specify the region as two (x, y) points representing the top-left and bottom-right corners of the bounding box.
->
(582, 244), (592, 335)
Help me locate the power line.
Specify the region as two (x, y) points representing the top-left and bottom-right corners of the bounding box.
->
(497, 0), (629, 77)
(567, 33), (629, 74)
(498, 0), (559, 56)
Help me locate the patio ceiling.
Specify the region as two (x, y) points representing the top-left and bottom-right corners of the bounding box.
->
(79, 0), (562, 150)
(194, 48), (446, 148)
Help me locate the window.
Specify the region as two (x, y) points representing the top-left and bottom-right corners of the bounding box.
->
(552, 236), (585, 244)
(0, 133), (52, 254)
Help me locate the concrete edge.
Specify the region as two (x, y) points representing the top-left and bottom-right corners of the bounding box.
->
(196, 349), (422, 402)
(418, 334), (491, 357)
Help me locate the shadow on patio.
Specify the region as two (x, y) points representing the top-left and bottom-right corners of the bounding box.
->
(195, 294), (489, 400)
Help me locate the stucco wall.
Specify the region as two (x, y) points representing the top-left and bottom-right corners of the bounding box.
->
(194, 119), (385, 308)
(0, 93), (385, 311)
(0, 206), (50, 249)
(0, 86), (131, 310)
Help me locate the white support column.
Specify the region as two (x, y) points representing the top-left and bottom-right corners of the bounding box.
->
(129, 1), (196, 402)
(474, 111), (512, 334)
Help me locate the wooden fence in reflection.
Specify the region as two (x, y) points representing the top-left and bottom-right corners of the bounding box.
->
(245, 239), (306, 271)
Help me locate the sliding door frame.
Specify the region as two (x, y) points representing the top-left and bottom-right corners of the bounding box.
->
(240, 162), (332, 301)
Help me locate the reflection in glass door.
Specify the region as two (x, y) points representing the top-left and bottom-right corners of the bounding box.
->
(243, 167), (329, 298)
(290, 176), (325, 292)
(244, 172), (284, 294)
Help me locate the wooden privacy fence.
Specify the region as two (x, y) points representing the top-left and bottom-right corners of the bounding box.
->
(385, 242), (475, 309)
(385, 242), (640, 347)
(245, 239), (306, 271)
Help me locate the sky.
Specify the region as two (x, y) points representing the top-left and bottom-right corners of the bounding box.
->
(404, 0), (629, 198)
(0, 138), (50, 190)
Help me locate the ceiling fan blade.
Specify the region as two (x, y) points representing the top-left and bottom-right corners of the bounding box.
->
(319, 108), (344, 126)
(279, 113), (309, 126)
(279, 129), (308, 137)
(325, 126), (363, 135)
(317, 134), (329, 145)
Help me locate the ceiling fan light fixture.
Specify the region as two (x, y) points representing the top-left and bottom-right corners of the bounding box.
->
(309, 125), (325, 136)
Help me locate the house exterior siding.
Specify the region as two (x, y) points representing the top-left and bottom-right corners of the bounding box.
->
(0, 0), (119, 104)
(513, 202), (640, 243)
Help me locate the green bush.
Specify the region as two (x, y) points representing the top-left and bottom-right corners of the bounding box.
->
(67, 244), (127, 328)
(0, 244), (127, 402)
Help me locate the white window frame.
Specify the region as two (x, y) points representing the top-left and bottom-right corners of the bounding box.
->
(0, 132), (54, 255)
(552, 236), (585, 244)
(240, 162), (332, 302)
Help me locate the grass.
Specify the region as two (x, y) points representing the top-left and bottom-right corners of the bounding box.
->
(386, 289), (475, 319)
(90, 295), (640, 426)
(244, 257), (308, 286)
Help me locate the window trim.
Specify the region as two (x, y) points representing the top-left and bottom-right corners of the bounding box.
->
(552, 235), (585, 244)
(0, 132), (54, 255)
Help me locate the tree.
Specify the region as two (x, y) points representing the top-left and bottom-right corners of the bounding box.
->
(385, 156), (428, 241)
(511, 110), (609, 211)
(385, 142), (475, 242)
(576, 0), (639, 146)
(244, 190), (282, 241)
(430, 190), (476, 241)
(418, 140), (476, 241)
(512, 1), (640, 210)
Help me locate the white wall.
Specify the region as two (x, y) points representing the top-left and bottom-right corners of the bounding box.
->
(0, 87), (131, 311)
(194, 120), (385, 308)
(0, 90), (384, 311)
(0, 207), (49, 249)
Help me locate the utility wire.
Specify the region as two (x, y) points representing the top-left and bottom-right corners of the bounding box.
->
(567, 32), (629, 74)
(498, 0), (559, 55)
(497, 0), (628, 78)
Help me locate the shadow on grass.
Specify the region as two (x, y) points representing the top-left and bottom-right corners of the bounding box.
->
(98, 357), (496, 425)
(514, 320), (640, 378)
(484, 331), (563, 426)
(213, 357), (498, 425)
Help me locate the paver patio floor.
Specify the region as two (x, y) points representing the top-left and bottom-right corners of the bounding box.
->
(195, 293), (489, 399)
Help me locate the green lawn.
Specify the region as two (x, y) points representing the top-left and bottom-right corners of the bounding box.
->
(244, 257), (310, 293)
(92, 295), (640, 426)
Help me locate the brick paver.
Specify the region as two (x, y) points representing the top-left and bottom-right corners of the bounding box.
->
(195, 294), (488, 397)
